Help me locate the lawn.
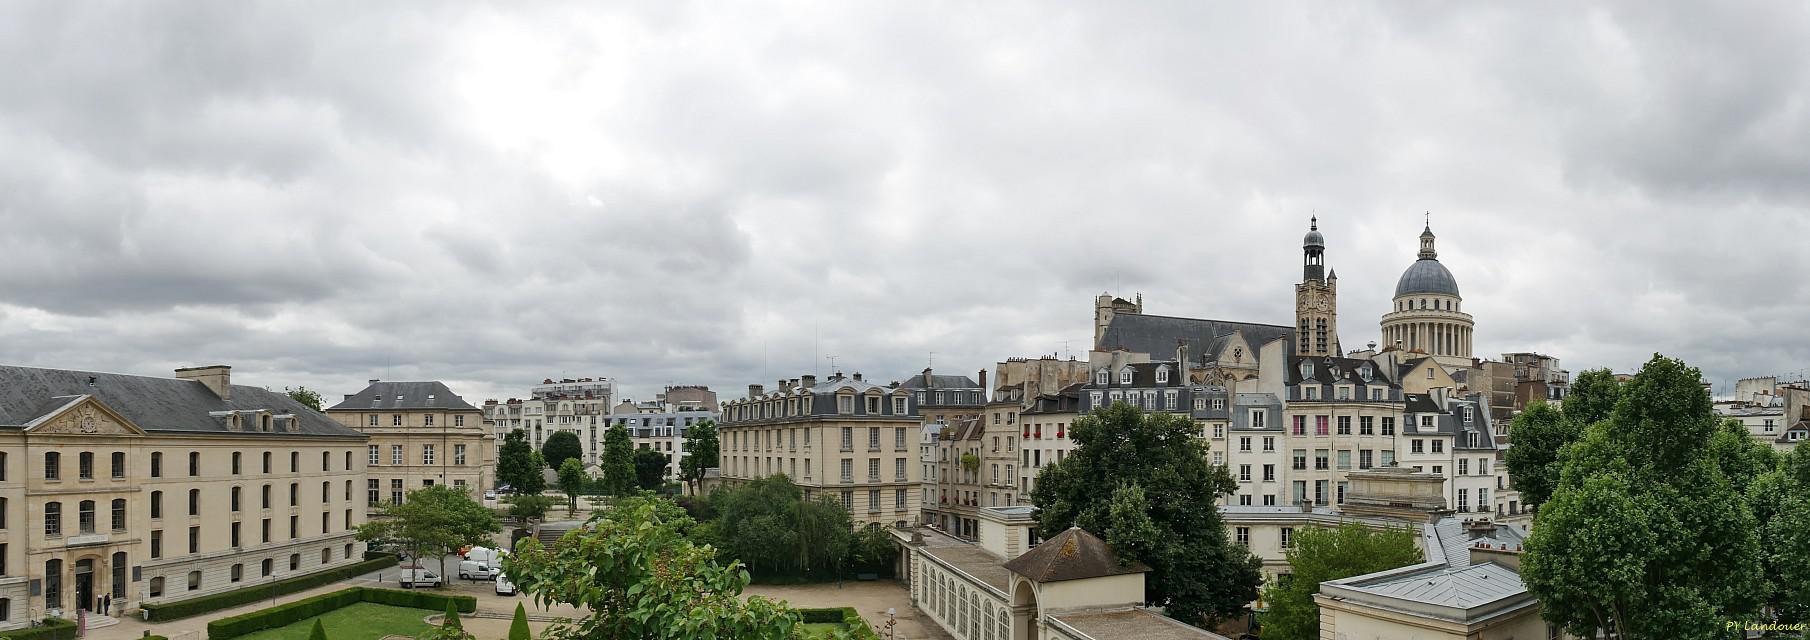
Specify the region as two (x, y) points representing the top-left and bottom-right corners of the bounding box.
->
(234, 602), (435, 640)
(800, 622), (848, 638)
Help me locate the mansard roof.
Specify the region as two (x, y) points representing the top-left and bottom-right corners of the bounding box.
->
(1096, 313), (1293, 362)
(0, 364), (363, 438)
(329, 380), (479, 411)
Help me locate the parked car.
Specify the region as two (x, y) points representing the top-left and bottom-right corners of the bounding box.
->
(484, 490), (497, 500)
(459, 560), (499, 580)
(464, 546), (506, 567)
(495, 574), (518, 596)
(398, 566), (442, 589)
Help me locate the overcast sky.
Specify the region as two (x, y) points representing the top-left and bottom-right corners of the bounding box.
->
(2, 2), (1807, 405)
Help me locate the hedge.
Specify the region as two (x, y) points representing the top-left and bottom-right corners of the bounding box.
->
(796, 608), (881, 639)
(0, 617), (76, 640)
(207, 587), (476, 640)
(141, 556), (397, 621)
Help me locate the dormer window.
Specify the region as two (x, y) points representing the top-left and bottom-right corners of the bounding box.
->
(1096, 370), (1109, 385)
(1119, 368), (1133, 385)
(1359, 364), (1373, 382)
(1155, 367), (1169, 384)
(1463, 406), (1474, 423)
(261, 414), (273, 432)
(1299, 361), (1315, 378)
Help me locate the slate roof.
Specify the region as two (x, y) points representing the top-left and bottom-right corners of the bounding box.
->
(1002, 527), (1149, 583)
(1287, 355), (1394, 386)
(328, 381), (479, 412)
(0, 364), (364, 438)
(1023, 384), (1085, 415)
(1093, 361), (1187, 388)
(900, 374), (982, 390)
(1096, 313), (1293, 361)
(1049, 608), (1234, 640)
(1344, 562), (1522, 608)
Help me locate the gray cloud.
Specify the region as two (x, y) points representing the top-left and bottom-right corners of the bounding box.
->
(1, 1), (1806, 402)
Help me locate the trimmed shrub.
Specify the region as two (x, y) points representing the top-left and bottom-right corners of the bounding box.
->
(0, 617), (78, 640)
(795, 608), (881, 639)
(306, 620), (327, 640)
(507, 603), (531, 640)
(206, 587), (476, 640)
(143, 556), (395, 621)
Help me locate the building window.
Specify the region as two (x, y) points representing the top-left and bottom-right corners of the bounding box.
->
(1292, 450), (1306, 470)
(190, 451), (201, 476)
(393, 415), (402, 426)
(1337, 416), (1351, 435)
(1262, 464), (1276, 482)
(262, 559), (273, 577)
(149, 577), (163, 598)
(1315, 450), (1329, 470)
(1155, 368), (1169, 384)
(1238, 437), (1252, 452)
(1337, 450), (1351, 470)
(392, 445), (403, 465)
(1412, 439), (1425, 454)
(346, 450), (354, 470)
(1359, 416), (1374, 435)
(1263, 436), (1276, 452)
(151, 491), (163, 519)
(78, 452), (94, 479)
(1280, 527), (1293, 548)
(231, 564), (243, 583)
(1381, 417), (1396, 436)
(43, 452), (59, 480)
(369, 445), (380, 465)
(1119, 369), (1133, 384)
(188, 526), (199, 553)
(263, 451), (272, 473)
(1235, 527), (1249, 545)
(422, 444), (435, 465)
(1238, 465), (1251, 482)
(151, 529), (162, 557)
(189, 489), (200, 516)
(290, 554), (301, 571)
(231, 487), (242, 512)
(150, 451), (162, 477)
(454, 444), (467, 465)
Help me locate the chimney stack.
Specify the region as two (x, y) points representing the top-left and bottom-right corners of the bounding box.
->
(978, 369), (988, 397)
(801, 375), (817, 389)
(175, 365), (233, 401)
(747, 384), (764, 400)
(853, 372), (863, 382)
(924, 368), (934, 386)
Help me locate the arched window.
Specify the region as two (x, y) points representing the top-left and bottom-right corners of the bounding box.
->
(0, 597), (9, 621)
(289, 553), (300, 570)
(322, 451), (331, 471)
(261, 559), (273, 577)
(187, 570), (202, 591)
(262, 484), (272, 509)
(231, 564), (244, 583)
(151, 491), (163, 519)
(231, 487), (242, 511)
(189, 489), (200, 516)
(43, 452), (59, 480)
(149, 577), (164, 598)
(321, 548), (331, 564)
(997, 605), (1010, 640)
(111, 498), (126, 531)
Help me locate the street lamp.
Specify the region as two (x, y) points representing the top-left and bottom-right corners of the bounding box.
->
(875, 608), (896, 640)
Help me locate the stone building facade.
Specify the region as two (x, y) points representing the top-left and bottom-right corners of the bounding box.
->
(0, 364), (368, 628)
(717, 373), (920, 528)
(326, 381), (493, 507)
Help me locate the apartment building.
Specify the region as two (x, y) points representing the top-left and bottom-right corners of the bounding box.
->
(326, 381), (493, 507)
(0, 364), (368, 628)
(717, 373), (920, 528)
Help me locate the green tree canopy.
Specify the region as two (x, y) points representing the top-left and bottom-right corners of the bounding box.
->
(1523, 354), (1765, 640)
(356, 484), (501, 579)
(1502, 401), (1579, 511)
(498, 429), (546, 495)
(503, 496), (803, 639)
(540, 431), (584, 471)
(1258, 522), (1423, 640)
(1563, 367), (1622, 427)
(680, 420), (719, 495)
(285, 386), (324, 412)
(508, 494), (554, 529)
(601, 424), (635, 495)
(556, 458), (587, 514)
(633, 448), (670, 490)
(1031, 402), (1261, 625)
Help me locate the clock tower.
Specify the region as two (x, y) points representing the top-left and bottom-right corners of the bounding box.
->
(1295, 216), (1340, 357)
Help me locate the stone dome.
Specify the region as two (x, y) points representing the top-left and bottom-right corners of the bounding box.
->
(1303, 228), (1325, 247)
(1395, 259), (1460, 297)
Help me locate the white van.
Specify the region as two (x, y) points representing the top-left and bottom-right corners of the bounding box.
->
(463, 546), (505, 568)
(458, 560), (499, 580)
(398, 566), (442, 589)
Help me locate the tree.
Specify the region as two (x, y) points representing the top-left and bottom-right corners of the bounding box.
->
(442, 600), (462, 631)
(1563, 368), (1622, 427)
(1258, 523), (1422, 640)
(1031, 402), (1261, 625)
(633, 448), (670, 490)
(356, 484), (502, 580)
(508, 602), (531, 640)
(498, 430), (546, 495)
(418, 600), (474, 640)
(308, 619), (328, 640)
(540, 431), (583, 471)
(1522, 354), (1765, 640)
(286, 386), (324, 412)
(680, 420), (720, 495)
(503, 496), (803, 639)
(556, 458), (587, 514)
(601, 424), (635, 495)
(1502, 401), (1579, 511)
(508, 494), (555, 529)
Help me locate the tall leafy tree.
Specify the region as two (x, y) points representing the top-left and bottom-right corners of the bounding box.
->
(1753, 447), (1810, 625)
(356, 484), (501, 578)
(507, 494), (554, 529)
(497, 430), (546, 495)
(1523, 354), (1765, 639)
(601, 424), (635, 495)
(1259, 523), (1423, 640)
(1502, 401), (1579, 511)
(504, 496), (804, 639)
(633, 448), (671, 490)
(540, 431), (584, 471)
(680, 420), (720, 495)
(1031, 402), (1261, 625)
(285, 386), (324, 412)
(557, 458), (587, 514)
(1563, 367), (1622, 427)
